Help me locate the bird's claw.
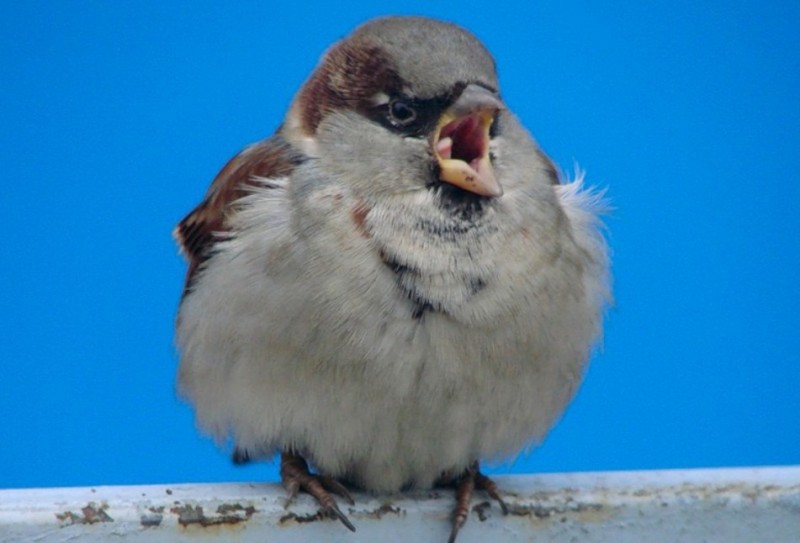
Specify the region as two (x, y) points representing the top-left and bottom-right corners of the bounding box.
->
(280, 452), (356, 532)
(475, 469), (510, 515)
(448, 462), (509, 542)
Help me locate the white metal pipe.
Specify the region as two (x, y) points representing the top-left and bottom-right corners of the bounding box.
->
(1, 466), (799, 542)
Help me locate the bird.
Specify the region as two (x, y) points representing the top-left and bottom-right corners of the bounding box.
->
(174, 15), (610, 542)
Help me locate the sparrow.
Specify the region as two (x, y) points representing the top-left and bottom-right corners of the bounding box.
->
(175, 16), (609, 542)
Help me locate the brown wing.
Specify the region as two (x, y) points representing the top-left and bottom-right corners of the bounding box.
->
(175, 134), (305, 295)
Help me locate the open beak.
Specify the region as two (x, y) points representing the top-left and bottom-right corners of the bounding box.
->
(432, 84), (504, 197)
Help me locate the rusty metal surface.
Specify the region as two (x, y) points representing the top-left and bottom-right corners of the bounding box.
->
(1, 466), (799, 542)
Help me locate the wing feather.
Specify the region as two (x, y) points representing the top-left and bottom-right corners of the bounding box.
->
(175, 134), (304, 294)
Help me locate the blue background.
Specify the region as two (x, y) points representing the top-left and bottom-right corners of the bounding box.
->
(2, 1), (798, 489)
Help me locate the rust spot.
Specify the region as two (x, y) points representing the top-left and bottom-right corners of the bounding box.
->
(505, 499), (606, 518)
(364, 503), (403, 520)
(279, 510), (330, 526)
(529, 505), (554, 519)
(142, 505), (166, 526)
(217, 503), (257, 517)
(56, 502), (113, 525)
(170, 503), (257, 528)
(140, 512), (163, 527)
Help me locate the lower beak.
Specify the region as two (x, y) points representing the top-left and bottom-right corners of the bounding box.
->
(432, 84), (504, 197)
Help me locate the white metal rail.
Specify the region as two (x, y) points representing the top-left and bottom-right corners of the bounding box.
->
(1, 466), (799, 542)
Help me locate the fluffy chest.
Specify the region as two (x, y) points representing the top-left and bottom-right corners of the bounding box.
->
(179, 181), (594, 491)
(275, 180), (584, 388)
(294, 185), (527, 322)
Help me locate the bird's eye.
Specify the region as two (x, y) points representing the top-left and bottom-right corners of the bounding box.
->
(388, 100), (417, 125)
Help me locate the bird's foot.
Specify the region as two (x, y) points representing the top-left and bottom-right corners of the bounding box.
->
(279, 452), (356, 532)
(448, 462), (509, 543)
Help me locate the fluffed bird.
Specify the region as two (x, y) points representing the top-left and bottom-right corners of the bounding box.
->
(175, 16), (610, 541)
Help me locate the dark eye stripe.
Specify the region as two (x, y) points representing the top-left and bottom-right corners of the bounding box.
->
(366, 95), (449, 137)
(360, 81), (496, 138)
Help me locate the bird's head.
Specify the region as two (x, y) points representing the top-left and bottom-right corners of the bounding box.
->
(282, 17), (510, 205)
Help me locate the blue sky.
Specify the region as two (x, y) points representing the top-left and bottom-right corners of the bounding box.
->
(2, 1), (799, 489)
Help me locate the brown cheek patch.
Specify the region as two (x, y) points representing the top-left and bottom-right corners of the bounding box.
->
(350, 199), (371, 239)
(296, 39), (402, 134)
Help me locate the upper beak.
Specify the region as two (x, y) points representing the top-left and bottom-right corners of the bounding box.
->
(432, 84), (504, 197)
